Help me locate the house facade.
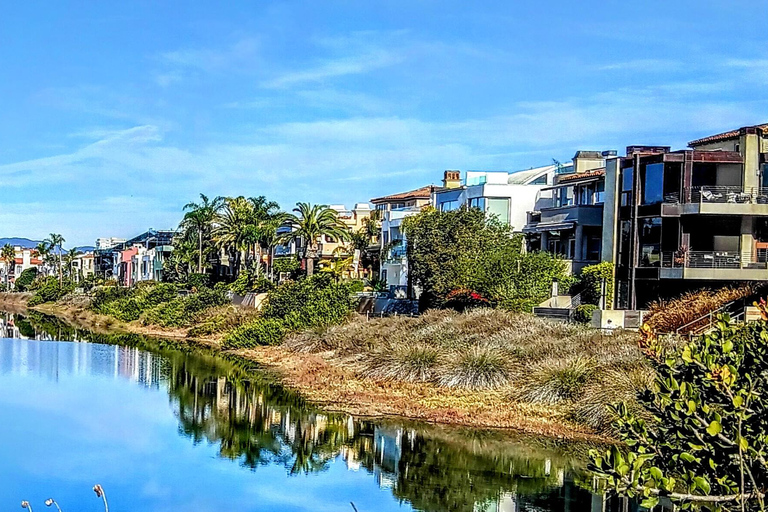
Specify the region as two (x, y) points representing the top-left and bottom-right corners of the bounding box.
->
(371, 185), (435, 293)
(602, 123), (768, 309)
(432, 165), (557, 231)
(524, 152), (614, 274)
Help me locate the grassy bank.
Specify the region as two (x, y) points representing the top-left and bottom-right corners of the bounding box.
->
(0, 290), (652, 441)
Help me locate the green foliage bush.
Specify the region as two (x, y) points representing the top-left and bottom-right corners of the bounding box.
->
(14, 268), (37, 292)
(186, 273), (211, 290)
(580, 262), (614, 308)
(403, 207), (572, 311)
(141, 288), (228, 328)
(28, 277), (73, 306)
(590, 314), (768, 510)
(272, 256), (300, 276)
(224, 274), (356, 348)
(92, 282), (179, 322)
(573, 304), (598, 323)
(225, 318), (286, 347)
(229, 266), (274, 295)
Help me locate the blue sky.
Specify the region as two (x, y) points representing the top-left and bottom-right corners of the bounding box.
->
(1, 0), (766, 246)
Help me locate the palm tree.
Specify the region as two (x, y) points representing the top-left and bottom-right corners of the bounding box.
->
(181, 194), (225, 274)
(279, 203), (350, 276)
(35, 240), (51, 274)
(65, 248), (79, 281)
(1, 244), (15, 289)
(46, 233), (65, 286)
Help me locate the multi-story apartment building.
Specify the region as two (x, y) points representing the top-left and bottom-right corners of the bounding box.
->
(524, 152), (615, 274)
(602, 122), (768, 309)
(432, 165), (557, 231)
(371, 185), (435, 293)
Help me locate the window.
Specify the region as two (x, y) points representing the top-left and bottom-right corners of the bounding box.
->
(556, 187), (574, 207)
(642, 163), (664, 205)
(439, 200), (459, 212)
(486, 198), (510, 225)
(638, 217), (662, 267)
(468, 197), (485, 210)
(586, 236), (601, 261)
(621, 167), (634, 206)
(595, 181), (605, 204)
(530, 174), (548, 185)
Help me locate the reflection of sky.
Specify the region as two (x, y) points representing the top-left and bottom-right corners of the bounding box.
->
(0, 339), (410, 512)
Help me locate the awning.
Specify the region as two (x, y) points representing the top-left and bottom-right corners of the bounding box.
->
(541, 176), (602, 191)
(522, 221), (576, 233)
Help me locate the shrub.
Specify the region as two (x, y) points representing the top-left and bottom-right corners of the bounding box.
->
(579, 262), (614, 308)
(141, 288), (227, 328)
(230, 268), (274, 295)
(573, 304), (598, 323)
(92, 282), (179, 322)
(14, 268), (37, 292)
(272, 257), (300, 276)
(186, 273), (211, 290)
(28, 277), (72, 306)
(347, 279), (365, 293)
(443, 289), (490, 312)
(644, 284), (755, 334)
(222, 274), (356, 348)
(496, 297), (540, 313)
(225, 318), (286, 348)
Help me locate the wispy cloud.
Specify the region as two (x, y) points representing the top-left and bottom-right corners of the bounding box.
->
(595, 59), (682, 71)
(159, 37), (261, 73)
(261, 49), (402, 88)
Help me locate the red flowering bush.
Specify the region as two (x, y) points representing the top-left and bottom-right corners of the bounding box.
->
(443, 289), (490, 312)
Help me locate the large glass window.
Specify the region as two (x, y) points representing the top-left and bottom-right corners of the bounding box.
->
(595, 181), (605, 204)
(639, 217), (662, 267)
(643, 163), (664, 205)
(556, 187), (574, 207)
(621, 167), (634, 206)
(468, 197), (485, 210)
(439, 200), (459, 211)
(486, 198), (510, 225)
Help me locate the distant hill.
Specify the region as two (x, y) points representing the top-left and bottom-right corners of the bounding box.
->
(0, 239), (95, 253)
(0, 237), (43, 249)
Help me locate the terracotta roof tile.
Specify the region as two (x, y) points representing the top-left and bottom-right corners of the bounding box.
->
(557, 168), (605, 183)
(371, 185), (436, 204)
(688, 123), (768, 146)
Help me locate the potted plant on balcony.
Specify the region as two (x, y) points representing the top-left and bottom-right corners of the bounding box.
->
(673, 245), (688, 267)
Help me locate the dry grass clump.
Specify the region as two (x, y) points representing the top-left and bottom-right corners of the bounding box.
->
(437, 346), (510, 389)
(512, 357), (597, 405)
(644, 284), (756, 334)
(362, 343), (440, 382)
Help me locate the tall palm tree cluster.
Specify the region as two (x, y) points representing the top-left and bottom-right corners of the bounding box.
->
(174, 194), (371, 280)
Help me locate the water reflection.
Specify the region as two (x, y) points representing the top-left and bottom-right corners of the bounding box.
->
(0, 311), (663, 512)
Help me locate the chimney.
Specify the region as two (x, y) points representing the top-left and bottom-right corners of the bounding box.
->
(572, 151), (605, 174)
(442, 170), (461, 189)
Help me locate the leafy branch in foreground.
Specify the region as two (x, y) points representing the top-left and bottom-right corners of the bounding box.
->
(590, 311), (768, 511)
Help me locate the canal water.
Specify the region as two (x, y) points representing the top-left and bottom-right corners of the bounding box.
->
(0, 311), (641, 512)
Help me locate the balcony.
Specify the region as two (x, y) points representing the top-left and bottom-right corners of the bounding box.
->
(524, 204), (603, 233)
(662, 186), (768, 216)
(660, 250), (768, 280)
(384, 245), (407, 263)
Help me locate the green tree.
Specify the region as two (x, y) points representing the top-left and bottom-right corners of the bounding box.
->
(590, 314), (768, 511)
(402, 206), (569, 311)
(279, 203), (350, 276)
(1, 244), (15, 289)
(181, 194), (225, 274)
(46, 233), (65, 286)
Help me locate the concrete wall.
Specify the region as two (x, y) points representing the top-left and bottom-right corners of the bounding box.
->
(601, 157), (620, 264)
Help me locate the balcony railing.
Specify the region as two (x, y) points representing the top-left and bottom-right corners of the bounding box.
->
(664, 187), (768, 205)
(661, 251), (768, 270)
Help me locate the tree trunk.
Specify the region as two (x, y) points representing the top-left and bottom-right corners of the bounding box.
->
(198, 230), (203, 274)
(306, 256), (314, 276)
(58, 250), (63, 287)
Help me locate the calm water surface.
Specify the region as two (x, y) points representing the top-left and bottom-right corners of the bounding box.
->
(0, 312), (638, 512)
